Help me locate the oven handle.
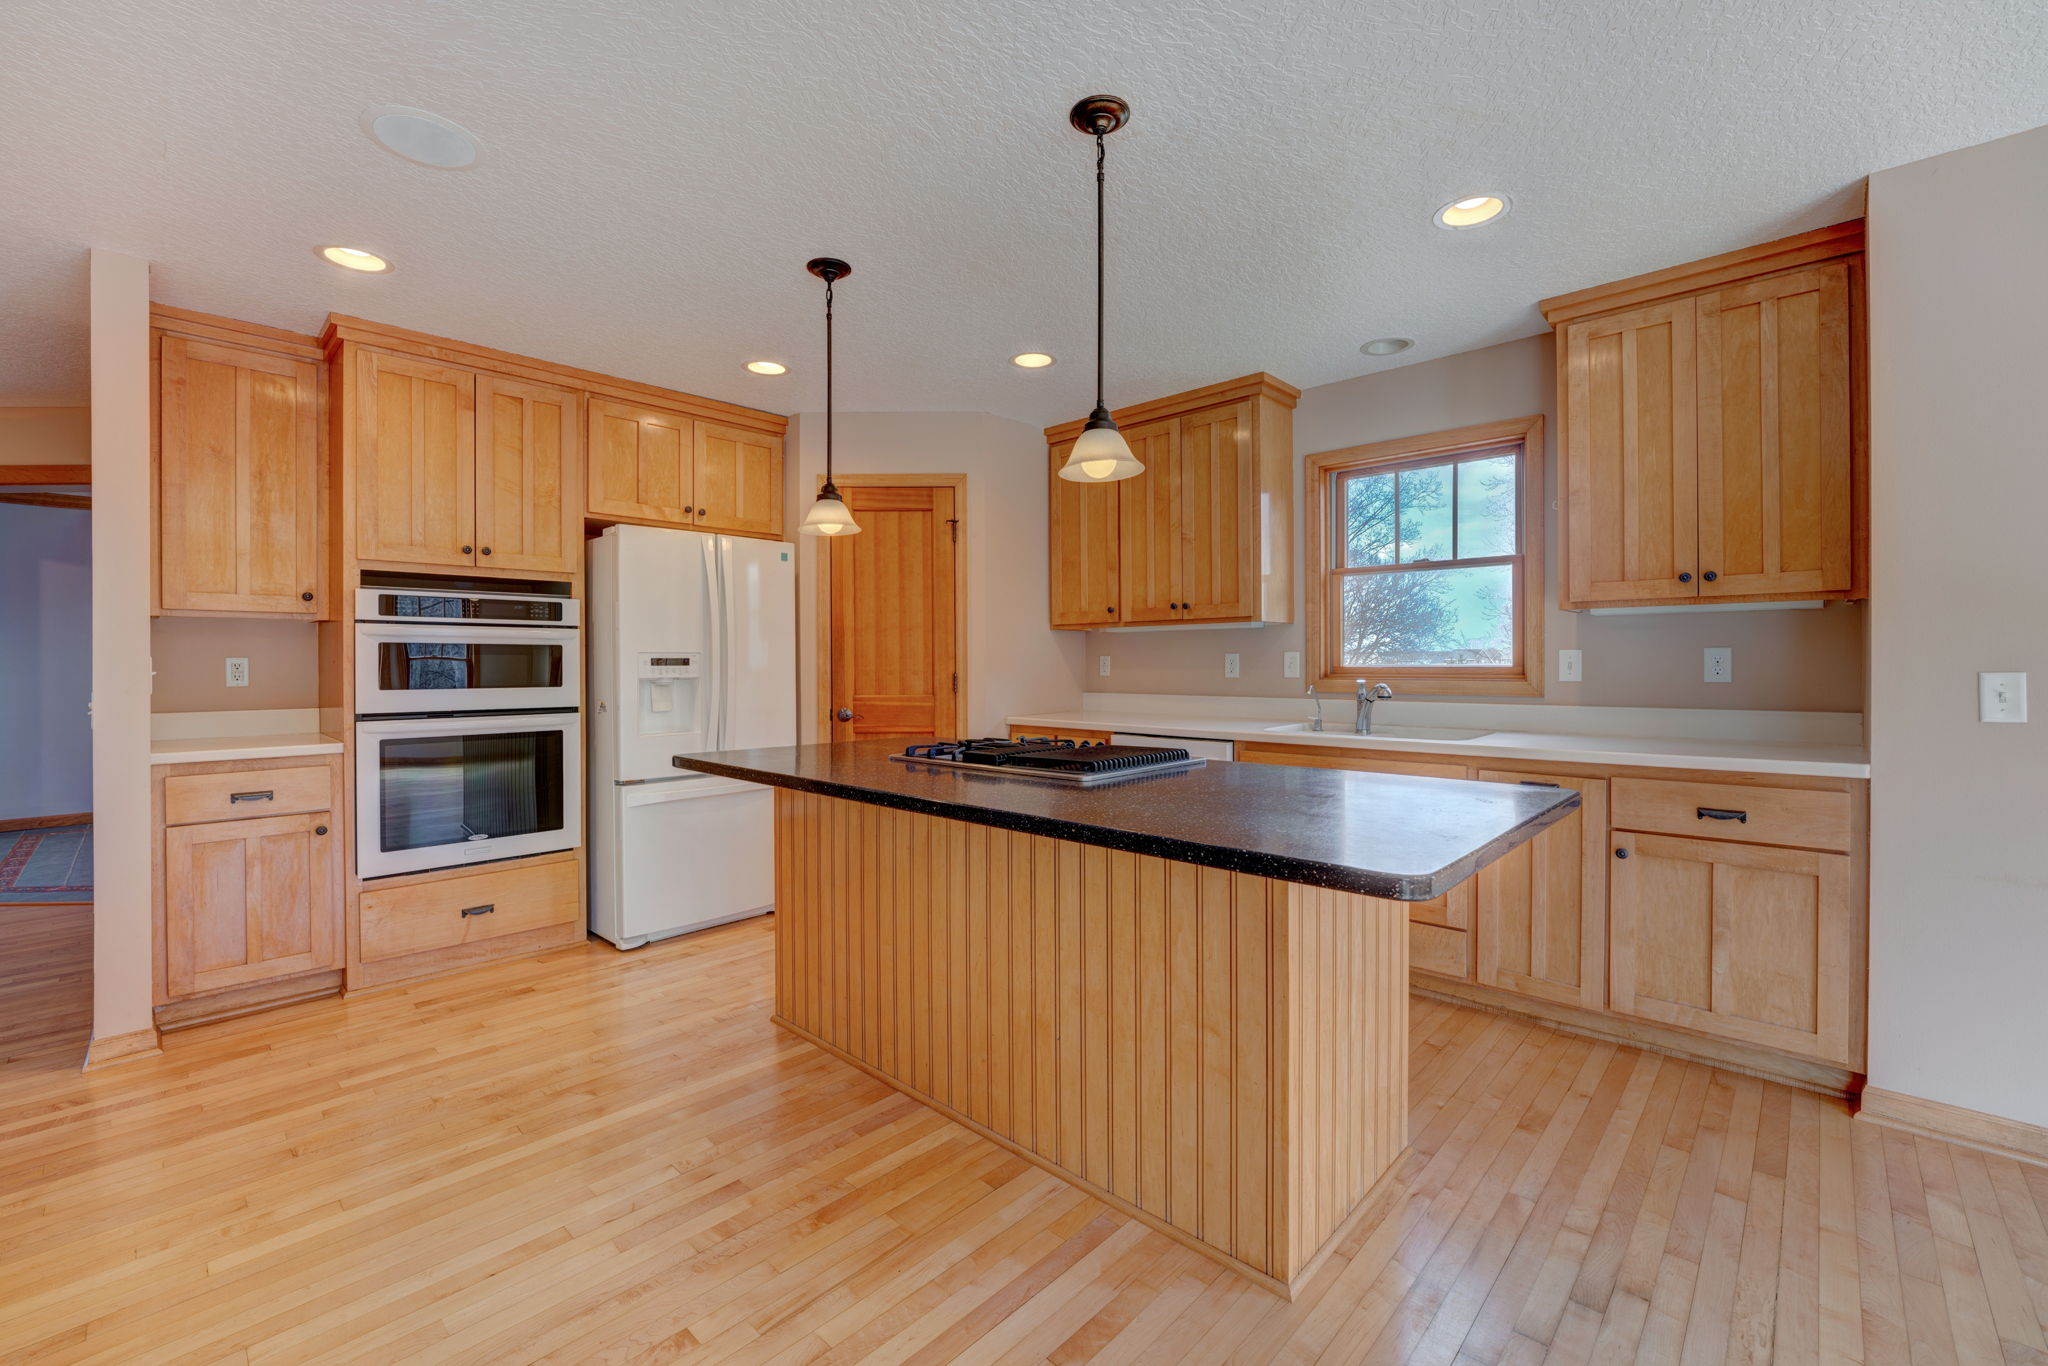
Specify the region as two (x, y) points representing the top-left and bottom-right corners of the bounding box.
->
(355, 622), (581, 645)
(354, 711), (582, 738)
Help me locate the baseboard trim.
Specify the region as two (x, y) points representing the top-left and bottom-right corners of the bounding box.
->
(155, 970), (345, 1031)
(0, 811), (91, 833)
(83, 1026), (161, 1070)
(1411, 975), (1861, 1099)
(1858, 1087), (2048, 1168)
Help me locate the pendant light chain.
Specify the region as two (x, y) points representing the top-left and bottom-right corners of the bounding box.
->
(1095, 130), (1106, 414)
(824, 270), (835, 487)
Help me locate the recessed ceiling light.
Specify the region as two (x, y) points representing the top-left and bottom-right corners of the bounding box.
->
(745, 360), (788, 375)
(1361, 337), (1414, 356)
(1011, 352), (1056, 369)
(360, 105), (481, 170)
(1435, 194), (1509, 229)
(318, 246), (392, 273)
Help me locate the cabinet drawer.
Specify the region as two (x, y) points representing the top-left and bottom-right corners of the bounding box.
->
(1411, 923), (1471, 980)
(1610, 777), (1851, 852)
(164, 765), (334, 826)
(360, 858), (582, 963)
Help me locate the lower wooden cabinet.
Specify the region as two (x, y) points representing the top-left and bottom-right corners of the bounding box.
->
(1609, 831), (1856, 1066)
(1474, 770), (1607, 1010)
(358, 855), (582, 963)
(1007, 725), (1112, 745)
(164, 810), (340, 999)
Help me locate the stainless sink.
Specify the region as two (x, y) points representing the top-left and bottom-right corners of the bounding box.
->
(1260, 722), (1492, 743)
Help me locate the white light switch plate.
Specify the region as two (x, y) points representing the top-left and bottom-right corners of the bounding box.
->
(1097, 654), (1112, 678)
(1557, 649), (1582, 682)
(1282, 651), (1302, 679)
(225, 657), (249, 687)
(1223, 653), (1241, 679)
(1980, 671), (2027, 722)
(1704, 647), (1732, 684)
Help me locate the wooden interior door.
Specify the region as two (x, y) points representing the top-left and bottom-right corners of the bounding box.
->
(1114, 418), (1182, 623)
(692, 422), (782, 537)
(1176, 401), (1255, 621)
(1562, 298), (1699, 604)
(1047, 439), (1120, 628)
(1609, 831), (1855, 1065)
(354, 350), (477, 567)
(1696, 262), (1854, 598)
(828, 484), (960, 741)
(158, 336), (322, 614)
(1474, 771), (1608, 1009)
(474, 375), (580, 574)
(587, 398), (692, 524)
(164, 812), (339, 999)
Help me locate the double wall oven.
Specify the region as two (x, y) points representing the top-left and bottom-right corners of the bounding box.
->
(354, 579), (582, 879)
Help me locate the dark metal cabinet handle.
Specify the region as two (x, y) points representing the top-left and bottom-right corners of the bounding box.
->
(1106, 605), (1116, 614)
(229, 790), (274, 803)
(1518, 780), (1561, 788)
(460, 903), (496, 918)
(301, 591), (315, 602)
(1702, 570), (1718, 582)
(1697, 807), (1748, 823)
(480, 546), (492, 556)
(314, 825), (329, 836)
(1678, 572), (1693, 583)
(1614, 848), (1630, 859)
(461, 545), (473, 555)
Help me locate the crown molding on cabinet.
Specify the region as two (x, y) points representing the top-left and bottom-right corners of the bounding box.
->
(151, 304), (323, 361)
(1537, 219), (1866, 326)
(1042, 370), (1300, 445)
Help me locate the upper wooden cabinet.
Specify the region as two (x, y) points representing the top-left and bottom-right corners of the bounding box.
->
(353, 350), (480, 569)
(1542, 223), (1866, 609)
(694, 422), (783, 537)
(587, 402), (784, 538)
(1045, 375), (1297, 629)
(154, 312), (325, 617)
(476, 376), (581, 573)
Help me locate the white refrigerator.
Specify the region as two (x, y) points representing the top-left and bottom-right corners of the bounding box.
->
(587, 524), (796, 948)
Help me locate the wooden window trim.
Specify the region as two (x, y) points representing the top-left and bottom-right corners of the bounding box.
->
(1304, 415), (1545, 697)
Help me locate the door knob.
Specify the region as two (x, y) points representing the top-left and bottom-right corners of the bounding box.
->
(837, 708), (860, 722)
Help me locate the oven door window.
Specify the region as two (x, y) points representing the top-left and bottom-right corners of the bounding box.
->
(376, 640), (564, 694)
(377, 730), (566, 853)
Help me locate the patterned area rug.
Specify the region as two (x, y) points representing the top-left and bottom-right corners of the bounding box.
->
(0, 824), (93, 903)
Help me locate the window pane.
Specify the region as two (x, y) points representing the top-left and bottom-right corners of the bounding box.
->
(1397, 465), (1453, 563)
(1339, 564), (1515, 667)
(1455, 454), (1518, 558)
(1341, 471), (1396, 566)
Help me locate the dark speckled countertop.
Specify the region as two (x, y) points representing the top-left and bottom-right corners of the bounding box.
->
(673, 742), (1579, 901)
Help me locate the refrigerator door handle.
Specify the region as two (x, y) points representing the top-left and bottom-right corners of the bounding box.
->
(706, 535), (729, 752)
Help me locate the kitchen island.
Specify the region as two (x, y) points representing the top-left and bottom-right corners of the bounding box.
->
(674, 741), (1578, 1295)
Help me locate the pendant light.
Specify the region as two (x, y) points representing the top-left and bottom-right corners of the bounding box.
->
(1058, 95), (1144, 484)
(800, 256), (861, 536)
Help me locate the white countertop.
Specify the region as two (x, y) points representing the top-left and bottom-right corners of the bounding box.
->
(150, 732), (345, 766)
(1004, 703), (1870, 779)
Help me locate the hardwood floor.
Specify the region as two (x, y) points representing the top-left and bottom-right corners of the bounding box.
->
(2, 911), (2044, 1364)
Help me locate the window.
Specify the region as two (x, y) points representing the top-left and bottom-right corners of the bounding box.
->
(1305, 416), (1545, 696)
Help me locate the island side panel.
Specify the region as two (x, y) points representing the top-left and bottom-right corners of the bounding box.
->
(771, 787), (1413, 1292)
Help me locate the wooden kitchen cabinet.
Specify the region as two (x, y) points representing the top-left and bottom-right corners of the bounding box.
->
(1543, 223), (1866, 609)
(1473, 770), (1607, 1010)
(1046, 439), (1120, 628)
(1609, 831), (1856, 1066)
(1045, 374), (1297, 629)
(474, 375), (581, 574)
(155, 324), (324, 616)
(164, 810), (340, 1000)
(588, 398), (693, 525)
(353, 350), (478, 568)
(693, 422), (783, 536)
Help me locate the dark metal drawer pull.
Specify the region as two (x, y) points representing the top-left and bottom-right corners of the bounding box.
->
(460, 903), (496, 918)
(229, 790), (275, 803)
(1697, 807), (1748, 823)
(1519, 780), (1561, 789)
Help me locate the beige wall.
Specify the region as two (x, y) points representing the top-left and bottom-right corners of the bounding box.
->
(1083, 334), (1867, 713)
(150, 617), (321, 712)
(1866, 124), (2048, 1129)
(788, 410), (1087, 740)
(88, 249), (156, 1050)
(0, 405), (91, 464)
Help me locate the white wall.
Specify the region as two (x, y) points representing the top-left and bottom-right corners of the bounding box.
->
(1866, 124), (2048, 1128)
(788, 410), (1086, 739)
(0, 496), (93, 821)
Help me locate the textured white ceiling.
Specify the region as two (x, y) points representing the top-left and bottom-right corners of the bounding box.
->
(2, 0), (2044, 421)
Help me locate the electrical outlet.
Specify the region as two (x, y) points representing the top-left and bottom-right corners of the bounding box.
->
(1980, 671), (2028, 722)
(1557, 649), (1583, 683)
(1282, 651), (1302, 679)
(1703, 647), (1732, 684)
(1223, 653), (1241, 680)
(225, 657), (249, 688)
(1097, 654), (1112, 678)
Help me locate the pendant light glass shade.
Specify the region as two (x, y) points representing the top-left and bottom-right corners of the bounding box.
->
(1058, 413), (1143, 482)
(800, 257), (860, 537)
(801, 484), (858, 536)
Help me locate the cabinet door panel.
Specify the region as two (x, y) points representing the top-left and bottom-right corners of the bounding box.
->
(474, 376), (581, 574)
(165, 811), (339, 999)
(1474, 771), (1607, 1009)
(1115, 419), (1182, 623)
(587, 398), (692, 524)
(1048, 440), (1121, 628)
(1609, 832), (1855, 1065)
(355, 351), (476, 566)
(1697, 262), (1854, 598)
(159, 336), (322, 613)
(1177, 402), (1256, 621)
(693, 422), (782, 537)
(1562, 299), (1698, 604)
